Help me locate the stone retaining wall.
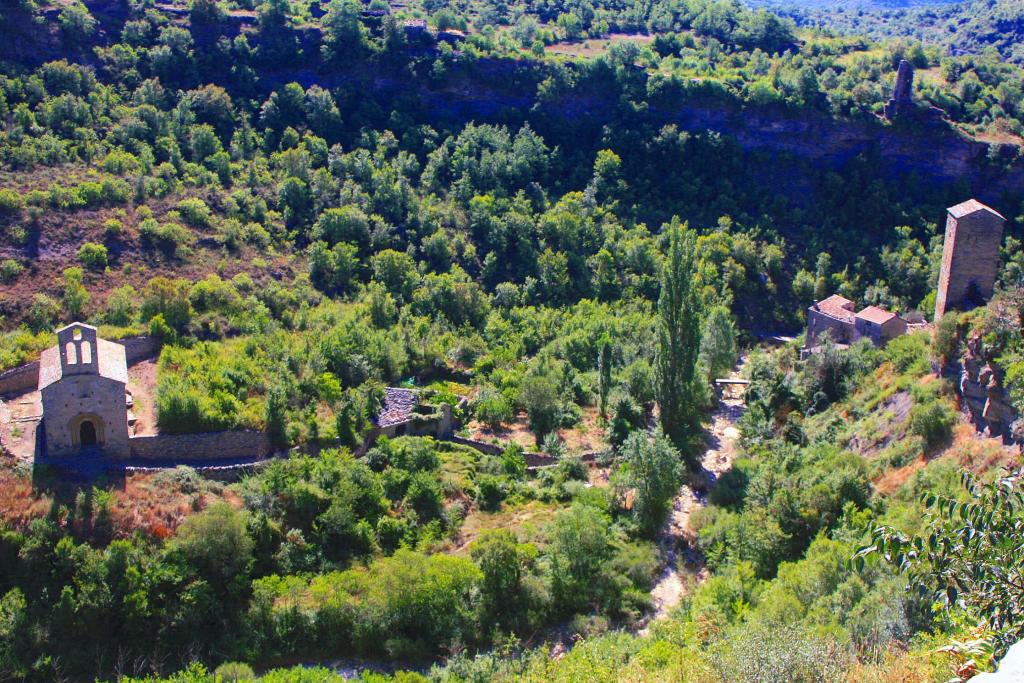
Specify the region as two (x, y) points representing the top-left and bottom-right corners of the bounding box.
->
(0, 336), (160, 397)
(444, 435), (607, 466)
(0, 362), (39, 396)
(129, 430), (272, 461)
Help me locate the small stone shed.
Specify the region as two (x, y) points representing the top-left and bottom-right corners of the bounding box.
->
(39, 323), (131, 458)
(374, 387), (454, 439)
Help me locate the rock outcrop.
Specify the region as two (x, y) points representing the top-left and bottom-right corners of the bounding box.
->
(958, 334), (1018, 439)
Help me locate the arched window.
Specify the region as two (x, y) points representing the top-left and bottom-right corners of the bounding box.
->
(65, 342), (77, 365)
(80, 341), (92, 364)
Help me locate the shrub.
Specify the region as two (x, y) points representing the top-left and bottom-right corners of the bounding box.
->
(884, 332), (931, 375)
(909, 399), (956, 450)
(0, 189), (24, 214)
(474, 388), (512, 430)
(103, 218), (123, 236)
(475, 475), (506, 512)
(77, 242), (108, 270)
(27, 294), (61, 331)
(213, 662), (255, 682)
(0, 259), (23, 284)
(177, 197), (213, 228)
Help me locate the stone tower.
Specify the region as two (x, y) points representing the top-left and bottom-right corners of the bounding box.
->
(39, 322), (130, 458)
(934, 199), (1006, 321)
(884, 60), (915, 120)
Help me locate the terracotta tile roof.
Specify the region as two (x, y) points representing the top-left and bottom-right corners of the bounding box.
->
(813, 294), (856, 322)
(376, 387), (419, 428)
(948, 198), (1005, 221)
(855, 305), (898, 325)
(38, 338), (128, 390)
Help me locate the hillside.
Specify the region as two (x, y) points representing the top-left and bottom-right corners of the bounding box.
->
(781, 0), (1024, 65)
(0, 0), (1023, 681)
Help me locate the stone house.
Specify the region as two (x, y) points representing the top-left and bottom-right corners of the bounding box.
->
(39, 323), (131, 458)
(854, 306), (908, 346)
(805, 294), (857, 346)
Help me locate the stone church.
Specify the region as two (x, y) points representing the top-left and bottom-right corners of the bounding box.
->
(39, 322), (131, 458)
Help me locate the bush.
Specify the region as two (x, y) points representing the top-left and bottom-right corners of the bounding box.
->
(474, 388), (512, 430)
(177, 197), (213, 228)
(475, 475), (506, 512)
(0, 189), (24, 214)
(909, 399), (956, 450)
(884, 332), (931, 375)
(0, 259), (23, 284)
(213, 662), (255, 682)
(77, 242), (108, 270)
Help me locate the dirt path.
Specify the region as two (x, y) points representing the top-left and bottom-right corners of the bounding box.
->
(642, 359), (747, 629)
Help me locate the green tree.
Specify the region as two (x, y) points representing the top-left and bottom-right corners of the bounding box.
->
(172, 503), (254, 597)
(471, 529), (537, 632)
(598, 335), (613, 419)
(618, 430), (682, 536)
(519, 373), (560, 446)
(699, 305), (737, 383)
(62, 267), (89, 319)
(656, 220), (703, 464)
(857, 469), (1024, 655)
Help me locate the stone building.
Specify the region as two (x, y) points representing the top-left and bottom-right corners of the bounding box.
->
(854, 306), (908, 346)
(805, 295), (908, 350)
(39, 323), (131, 458)
(373, 387), (454, 439)
(934, 199), (1006, 321)
(805, 294), (857, 346)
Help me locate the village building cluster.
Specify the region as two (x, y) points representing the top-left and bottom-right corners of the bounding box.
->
(804, 198), (1006, 352)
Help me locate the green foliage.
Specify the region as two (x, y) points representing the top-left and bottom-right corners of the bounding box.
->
(617, 430), (683, 536)
(77, 241), (108, 270)
(861, 469), (1024, 655)
(656, 220), (703, 463)
(909, 397), (956, 450)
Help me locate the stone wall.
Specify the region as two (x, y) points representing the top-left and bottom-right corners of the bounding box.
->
(806, 309), (853, 346)
(0, 361), (39, 397)
(0, 336), (159, 397)
(129, 430), (272, 461)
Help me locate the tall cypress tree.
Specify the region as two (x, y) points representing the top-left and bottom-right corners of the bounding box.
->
(656, 219), (702, 467)
(598, 334), (613, 419)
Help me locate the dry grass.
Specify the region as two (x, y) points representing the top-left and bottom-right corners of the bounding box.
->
(466, 406), (610, 454)
(447, 499), (560, 553)
(545, 33), (654, 58)
(0, 461), (241, 537)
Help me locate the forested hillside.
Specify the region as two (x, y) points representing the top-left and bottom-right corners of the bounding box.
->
(780, 0), (1024, 65)
(0, 0), (1022, 681)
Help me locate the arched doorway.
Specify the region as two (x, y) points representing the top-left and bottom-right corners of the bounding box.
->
(79, 420), (97, 447)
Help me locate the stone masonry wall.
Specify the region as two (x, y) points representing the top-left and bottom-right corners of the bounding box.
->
(0, 362), (39, 396)
(129, 430), (272, 461)
(42, 375), (131, 458)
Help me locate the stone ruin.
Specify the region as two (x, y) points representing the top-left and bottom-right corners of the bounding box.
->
(883, 60), (944, 123)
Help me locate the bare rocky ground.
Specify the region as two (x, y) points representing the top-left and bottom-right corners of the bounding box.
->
(641, 359), (747, 632)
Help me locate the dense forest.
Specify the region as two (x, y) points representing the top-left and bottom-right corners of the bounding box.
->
(0, 0), (1023, 681)
(777, 0), (1024, 66)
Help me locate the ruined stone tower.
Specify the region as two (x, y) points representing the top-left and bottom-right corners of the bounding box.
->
(884, 60), (915, 120)
(934, 199), (1006, 321)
